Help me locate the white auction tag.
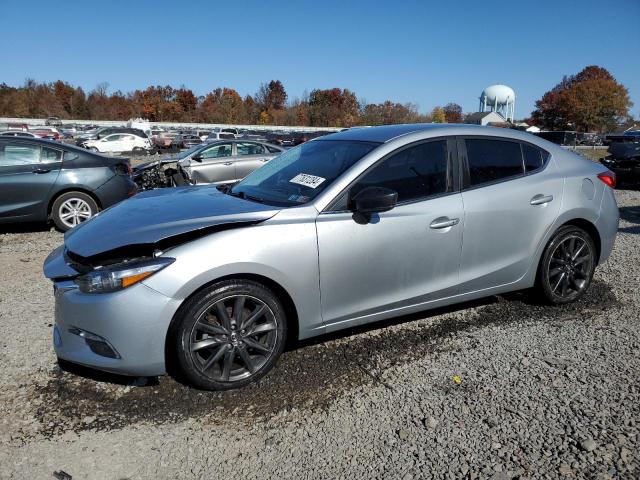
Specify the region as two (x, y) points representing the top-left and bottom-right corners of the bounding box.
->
(289, 173), (326, 188)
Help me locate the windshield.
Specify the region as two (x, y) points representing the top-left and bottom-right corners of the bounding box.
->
(230, 140), (379, 206)
(178, 144), (205, 159)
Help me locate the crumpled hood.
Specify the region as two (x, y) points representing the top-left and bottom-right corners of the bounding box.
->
(64, 186), (280, 259)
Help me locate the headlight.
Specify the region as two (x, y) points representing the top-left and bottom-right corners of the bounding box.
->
(74, 257), (174, 294)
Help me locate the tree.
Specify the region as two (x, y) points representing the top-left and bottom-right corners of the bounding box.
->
(531, 65), (631, 132)
(431, 107), (446, 123)
(360, 101), (423, 125)
(443, 103), (463, 123)
(308, 88), (359, 127)
(255, 80), (287, 125)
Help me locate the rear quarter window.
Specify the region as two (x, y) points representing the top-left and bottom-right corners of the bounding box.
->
(522, 143), (549, 173)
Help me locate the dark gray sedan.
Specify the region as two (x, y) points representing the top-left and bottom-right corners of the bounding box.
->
(0, 137), (137, 231)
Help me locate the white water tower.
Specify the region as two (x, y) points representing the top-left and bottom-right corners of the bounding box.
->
(479, 84), (516, 122)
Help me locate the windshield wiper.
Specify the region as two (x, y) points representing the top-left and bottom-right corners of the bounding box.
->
(244, 194), (267, 204)
(225, 189), (266, 204)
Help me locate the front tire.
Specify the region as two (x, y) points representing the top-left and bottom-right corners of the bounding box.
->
(173, 280), (287, 391)
(536, 225), (597, 304)
(51, 191), (98, 232)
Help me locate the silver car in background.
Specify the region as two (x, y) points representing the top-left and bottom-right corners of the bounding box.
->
(179, 140), (284, 184)
(44, 124), (619, 390)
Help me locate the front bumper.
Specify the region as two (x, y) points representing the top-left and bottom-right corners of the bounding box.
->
(52, 279), (181, 376)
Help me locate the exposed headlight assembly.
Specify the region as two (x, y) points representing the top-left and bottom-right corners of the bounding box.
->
(74, 257), (174, 294)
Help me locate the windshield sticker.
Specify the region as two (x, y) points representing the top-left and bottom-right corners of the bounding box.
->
(290, 173), (326, 189)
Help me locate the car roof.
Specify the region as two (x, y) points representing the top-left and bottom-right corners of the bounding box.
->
(0, 136), (95, 153)
(318, 123), (534, 143)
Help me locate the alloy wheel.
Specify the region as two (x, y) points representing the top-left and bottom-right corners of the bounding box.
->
(188, 295), (279, 383)
(547, 235), (593, 299)
(58, 198), (93, 228)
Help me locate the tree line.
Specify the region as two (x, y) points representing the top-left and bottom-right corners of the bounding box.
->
(0, 65), (634, 131)
(0, 79), (464, 127)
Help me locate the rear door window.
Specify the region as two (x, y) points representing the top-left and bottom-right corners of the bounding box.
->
(465, 139), (524, 187)
(521, 143), (549, 173)
(237, 143), (265, 156)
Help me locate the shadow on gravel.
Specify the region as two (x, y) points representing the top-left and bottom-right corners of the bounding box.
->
(619, 206), (640, 234)
(0, 222), (54, 234)
(32, 280), (618, 437)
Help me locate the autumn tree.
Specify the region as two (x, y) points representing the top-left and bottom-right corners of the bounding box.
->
(531, 66), (631, 132)
(308, 88), (359, 127)
(443, 103), (463, 123)
(175, 87), (198, 121)
(255, 80), (287, 125)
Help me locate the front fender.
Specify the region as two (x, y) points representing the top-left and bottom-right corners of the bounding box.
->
(142, 219), (324, 339)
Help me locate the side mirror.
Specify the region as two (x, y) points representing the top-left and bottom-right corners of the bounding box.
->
(352, 186), (398, 214)
(192, 154), (203, 162)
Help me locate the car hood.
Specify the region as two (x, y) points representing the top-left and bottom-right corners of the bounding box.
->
(63, 186), (280, 259)
(132, 156), (179, 173)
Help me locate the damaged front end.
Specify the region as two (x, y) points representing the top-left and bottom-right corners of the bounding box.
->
(601, 141), (640, 186)
(44, 185), (281, 279)
(132, 159), (191, 191)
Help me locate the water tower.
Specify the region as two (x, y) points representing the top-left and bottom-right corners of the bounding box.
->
(479, 84), (516, 122)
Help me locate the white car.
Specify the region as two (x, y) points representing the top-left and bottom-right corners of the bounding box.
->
(84, 133), (153, 154)
(205, 132), (237, 143)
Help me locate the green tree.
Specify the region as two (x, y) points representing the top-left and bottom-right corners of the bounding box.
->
(431, 107), (446, 123)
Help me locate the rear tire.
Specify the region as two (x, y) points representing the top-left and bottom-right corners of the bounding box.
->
(173, 280), (287, 391)
(51, 191), (98, 232)
(536, 225), (596, 304)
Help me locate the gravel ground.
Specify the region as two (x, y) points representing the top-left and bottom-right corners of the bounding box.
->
(0, 189), (638, 479)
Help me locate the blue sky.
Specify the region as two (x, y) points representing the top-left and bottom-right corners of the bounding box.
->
(1, 0), (638, 119)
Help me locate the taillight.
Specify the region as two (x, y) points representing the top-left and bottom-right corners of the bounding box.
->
(597, 171), (616, 189)
(115, 163), (132, 175)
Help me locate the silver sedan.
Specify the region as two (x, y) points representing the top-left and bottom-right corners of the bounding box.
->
(44, 124), (619, 390)
(178, 140), (285, 184)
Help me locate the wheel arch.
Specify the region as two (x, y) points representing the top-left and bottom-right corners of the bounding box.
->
(48, 187), (102, 217)
(558, 218), (602, 262)
(163, 273), (300, 378)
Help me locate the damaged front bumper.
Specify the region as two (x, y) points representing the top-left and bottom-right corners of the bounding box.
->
(45, 246), (181, 376)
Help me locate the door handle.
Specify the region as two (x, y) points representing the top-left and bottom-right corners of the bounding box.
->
(32, 167), (51, 174)
(260, 158), (269, 162)
(530, 194), (554, 206)
(223, 162), (233, 166)
(429, 216), (459, 229)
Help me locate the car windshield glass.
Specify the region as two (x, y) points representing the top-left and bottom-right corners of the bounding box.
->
(178, 144), (205, 159)
(230, 140), (379, 206)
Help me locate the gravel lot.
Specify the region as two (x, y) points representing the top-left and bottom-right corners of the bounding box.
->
(0, 188), (638, 479)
